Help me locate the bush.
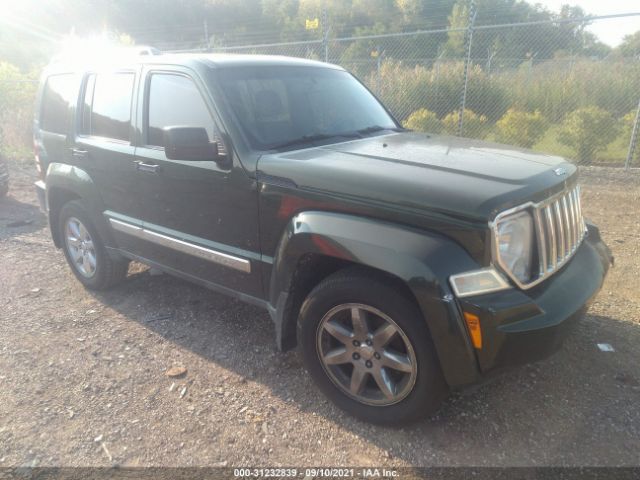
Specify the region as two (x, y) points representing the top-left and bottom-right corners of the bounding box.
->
(369, 60), (510, 122)
(622, 109), (640, 163)
(0, 61), (38, 157)
(502, 58), (640, 122)
(403, 108), (442, 133)
(557, 107), (619, 164)
(495, 109), (548, 148)
(622, 109), (639, 136)
(442, 109), (488, 138)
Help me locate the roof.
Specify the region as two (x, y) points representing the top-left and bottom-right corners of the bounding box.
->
(44, 52), (344, 74)
(159, 53), (342, 70)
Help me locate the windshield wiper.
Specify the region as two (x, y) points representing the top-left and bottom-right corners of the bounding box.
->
(268, 132), (360, 150)
(267, 126), (403, 151)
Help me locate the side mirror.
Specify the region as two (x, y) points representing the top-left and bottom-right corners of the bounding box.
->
(163, 126), (218, 162)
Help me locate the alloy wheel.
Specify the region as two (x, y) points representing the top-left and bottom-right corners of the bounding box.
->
(316, 303), (418, 406)
(64, 217), (97, 278)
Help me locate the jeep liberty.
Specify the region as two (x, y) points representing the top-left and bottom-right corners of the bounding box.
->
(33, 54), (612, 424)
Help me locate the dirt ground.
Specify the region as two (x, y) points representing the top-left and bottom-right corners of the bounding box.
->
(0, 160), (639, 468)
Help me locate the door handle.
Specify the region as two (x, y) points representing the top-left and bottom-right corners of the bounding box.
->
(71, 148), (89, 159)
(135, 160), (160, 173)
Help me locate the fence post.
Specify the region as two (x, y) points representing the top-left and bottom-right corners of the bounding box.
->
(486, 47), (496, 76)
(625, 97), (640, 171)
(433, 48), (444, 115)
(322, 7), (329, 62)
(457, 0), (477, 137)
(376, 45), (383, 94)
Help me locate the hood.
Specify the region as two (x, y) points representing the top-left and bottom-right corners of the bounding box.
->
(257, 131), (577, 221)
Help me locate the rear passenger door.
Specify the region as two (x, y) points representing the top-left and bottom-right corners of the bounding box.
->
(74, 69), (142, 252)
(131, 67), (261, 297)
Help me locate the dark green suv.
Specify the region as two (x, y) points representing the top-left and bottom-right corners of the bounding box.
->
(33, 54), (612, 425)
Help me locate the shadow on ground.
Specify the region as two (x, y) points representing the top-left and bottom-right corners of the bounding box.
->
(0, 194), (46, 240)
(87, 266), (640, 466)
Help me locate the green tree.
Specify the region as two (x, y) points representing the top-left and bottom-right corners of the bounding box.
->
(403, 108), (443, 133)
(558, 107), (619, 164)
(617, 31), (640, 58)
(495, 109), (547, 148)
(444, 1), (468, 57)
(443, 109), (488, 138)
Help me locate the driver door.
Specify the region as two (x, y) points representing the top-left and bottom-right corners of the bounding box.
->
(130, 66), (261, 297)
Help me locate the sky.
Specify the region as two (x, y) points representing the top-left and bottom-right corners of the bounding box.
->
(533, 0), (639, 46)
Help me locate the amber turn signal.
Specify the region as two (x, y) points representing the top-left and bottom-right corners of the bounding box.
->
(463, 312), (482, 349)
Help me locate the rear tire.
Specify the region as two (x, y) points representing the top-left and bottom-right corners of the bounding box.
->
(59, 200), (128, 290)
(298, 268), (448, 425)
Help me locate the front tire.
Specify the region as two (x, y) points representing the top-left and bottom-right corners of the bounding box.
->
(298, 268), (447, 425)
(59, 200), (128, 290)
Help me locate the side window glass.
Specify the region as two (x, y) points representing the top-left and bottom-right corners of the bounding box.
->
(147, 73), (225, 154)
(40, 73), (79, 134)
(90, 73), (134, 142)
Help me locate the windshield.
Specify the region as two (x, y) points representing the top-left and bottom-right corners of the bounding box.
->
(213, 66), (398, 151)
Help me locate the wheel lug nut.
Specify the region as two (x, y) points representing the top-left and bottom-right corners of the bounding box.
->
(374, 352), (381, 359)
(353, 340), (360, 347)
(352, 352), (360, 360)
(365, 360), (373, 368)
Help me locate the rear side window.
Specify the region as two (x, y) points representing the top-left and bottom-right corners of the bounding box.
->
(40, 74), (78, 134)
(146, 73), (224, 153)
(82, 72), (134, 142)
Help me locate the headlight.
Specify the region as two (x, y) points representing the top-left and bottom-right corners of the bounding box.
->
(495, 210), (534, 284)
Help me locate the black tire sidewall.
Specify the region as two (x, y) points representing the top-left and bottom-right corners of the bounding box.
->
(59, 201), (113, 290)
(298, 271), (447, 425)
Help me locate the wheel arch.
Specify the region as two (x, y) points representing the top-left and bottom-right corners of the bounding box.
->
(268, 210), (483, 387)
(46, 163), (114, 249)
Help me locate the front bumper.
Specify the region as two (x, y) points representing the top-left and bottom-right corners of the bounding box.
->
(458, 221), (612, 375)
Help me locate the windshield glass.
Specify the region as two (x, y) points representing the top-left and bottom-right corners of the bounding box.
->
(213, 66), (397, 150)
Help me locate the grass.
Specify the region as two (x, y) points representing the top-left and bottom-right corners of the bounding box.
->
(0, 144), (32, 164)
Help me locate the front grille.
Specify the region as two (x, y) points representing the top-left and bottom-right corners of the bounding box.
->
(533, 185), (585, 282)
(492, 184), (586, 290)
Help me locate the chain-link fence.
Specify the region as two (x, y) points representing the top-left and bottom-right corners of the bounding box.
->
(169, 12), (640, 169)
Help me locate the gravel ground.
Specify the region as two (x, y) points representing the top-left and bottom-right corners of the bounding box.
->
(0, 161), (639, 468)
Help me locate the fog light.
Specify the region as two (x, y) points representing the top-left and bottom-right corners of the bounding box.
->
(449, 268), (510, 298)
(463, 312), (482, 349)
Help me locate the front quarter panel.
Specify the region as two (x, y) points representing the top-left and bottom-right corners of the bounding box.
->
(270, 210), (484, 387)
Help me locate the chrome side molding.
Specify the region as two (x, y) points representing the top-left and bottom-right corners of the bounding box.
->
(108, 218), (251, 273)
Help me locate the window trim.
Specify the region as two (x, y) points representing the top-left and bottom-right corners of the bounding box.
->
(78, 73), (95, 138)
(142, 70), (220, 151)
(77, 69), (137, 145)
